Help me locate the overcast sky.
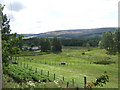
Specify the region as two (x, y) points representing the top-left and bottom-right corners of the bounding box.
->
(1, 0), (119, 34)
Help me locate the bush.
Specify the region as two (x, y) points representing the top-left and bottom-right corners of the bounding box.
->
(86, 71), (109, 88)
(82, 52), (85, 55)
(93, 60), (115, 65)
(93, 71), (109, 87)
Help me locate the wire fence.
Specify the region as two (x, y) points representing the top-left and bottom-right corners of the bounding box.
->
(12, 56), (87, 88)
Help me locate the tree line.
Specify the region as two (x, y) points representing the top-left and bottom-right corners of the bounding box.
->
(23, 37), (62, 53)
(23, 37), (100, 50)
(61, 37), (100, 47)
(23, 30), (120, 55)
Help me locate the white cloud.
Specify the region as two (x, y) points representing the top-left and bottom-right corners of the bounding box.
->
(2, 0), (119, 34)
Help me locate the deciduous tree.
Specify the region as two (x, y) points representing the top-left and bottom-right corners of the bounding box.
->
(99, 30), (120, 54)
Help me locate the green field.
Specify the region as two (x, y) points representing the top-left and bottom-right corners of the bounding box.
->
(3, 47), (118, 88)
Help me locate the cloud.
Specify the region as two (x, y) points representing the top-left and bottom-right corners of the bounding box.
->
(3, 0), (118, 34)
(6, 1), (26, 12)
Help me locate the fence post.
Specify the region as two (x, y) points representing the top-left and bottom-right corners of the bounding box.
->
(41, 70), (43, 75)
(63, 76), (64, 81)
(54, 73), (55, 80)
(35, 68), (37, 73)
(48, 71), (49, 77)
(84, 76), (87, 88)
(67, 82), (69, 88)
(72, 79), (74, 87)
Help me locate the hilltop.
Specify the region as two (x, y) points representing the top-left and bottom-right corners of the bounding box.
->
(22, 27), (117, 39)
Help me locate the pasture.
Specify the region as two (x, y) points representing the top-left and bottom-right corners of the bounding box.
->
(15, 46), (118, 88)
(3, 47), (118, 88)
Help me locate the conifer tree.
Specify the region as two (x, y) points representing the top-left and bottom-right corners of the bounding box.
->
(46, 37), (51, 51)
(0, 4), (23, 66)
(52, 37), (62, 53)
(40, 37), (51, 52)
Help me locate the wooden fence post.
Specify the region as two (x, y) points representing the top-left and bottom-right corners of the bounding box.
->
(35, 68), (37, 73)
(54, 73), (55, 80)
(41, 70), (43, 75)
(48, 71), (49, 77)
(63, 76), (64, 81)
(72, 79), (74, 87)
(67, 82), (69, 88)
(84, 76), (87, 88)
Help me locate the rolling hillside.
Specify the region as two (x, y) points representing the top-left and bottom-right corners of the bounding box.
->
(22, 27), (117, 39)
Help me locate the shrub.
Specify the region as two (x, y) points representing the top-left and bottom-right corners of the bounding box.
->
(93, 71), (109, 87)
(93, 60), (115, 65)
(86, 71), (109, 88)
(82, 52), (85, 55)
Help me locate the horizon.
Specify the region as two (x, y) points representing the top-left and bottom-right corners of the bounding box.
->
(1, 0), (118, 34)
(17, 27), (117, 34)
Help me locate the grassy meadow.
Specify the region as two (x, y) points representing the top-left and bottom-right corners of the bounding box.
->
(3, 46), (118, 88)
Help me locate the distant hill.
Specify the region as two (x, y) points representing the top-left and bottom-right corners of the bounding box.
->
(22, 27), (117, 39)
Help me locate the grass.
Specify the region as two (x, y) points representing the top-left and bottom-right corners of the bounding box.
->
(5, 46), (118, 88)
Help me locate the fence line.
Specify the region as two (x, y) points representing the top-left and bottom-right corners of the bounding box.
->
(15, 57), (87, 88)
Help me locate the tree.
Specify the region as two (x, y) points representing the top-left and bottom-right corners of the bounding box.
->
(99, 31), (119, 54)
(52, 37), (62, 53)
(1, 4), (23, 66)
(29, 43), (35, 51)
(45, 37), (51, 51)
(40, 38), (46, 52)
(100, 31), (115, 54)
(113, 30), (120, 53)
(40, 37), (51, 52)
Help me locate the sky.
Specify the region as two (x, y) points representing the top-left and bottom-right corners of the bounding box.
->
(1, 0), (119, 34)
